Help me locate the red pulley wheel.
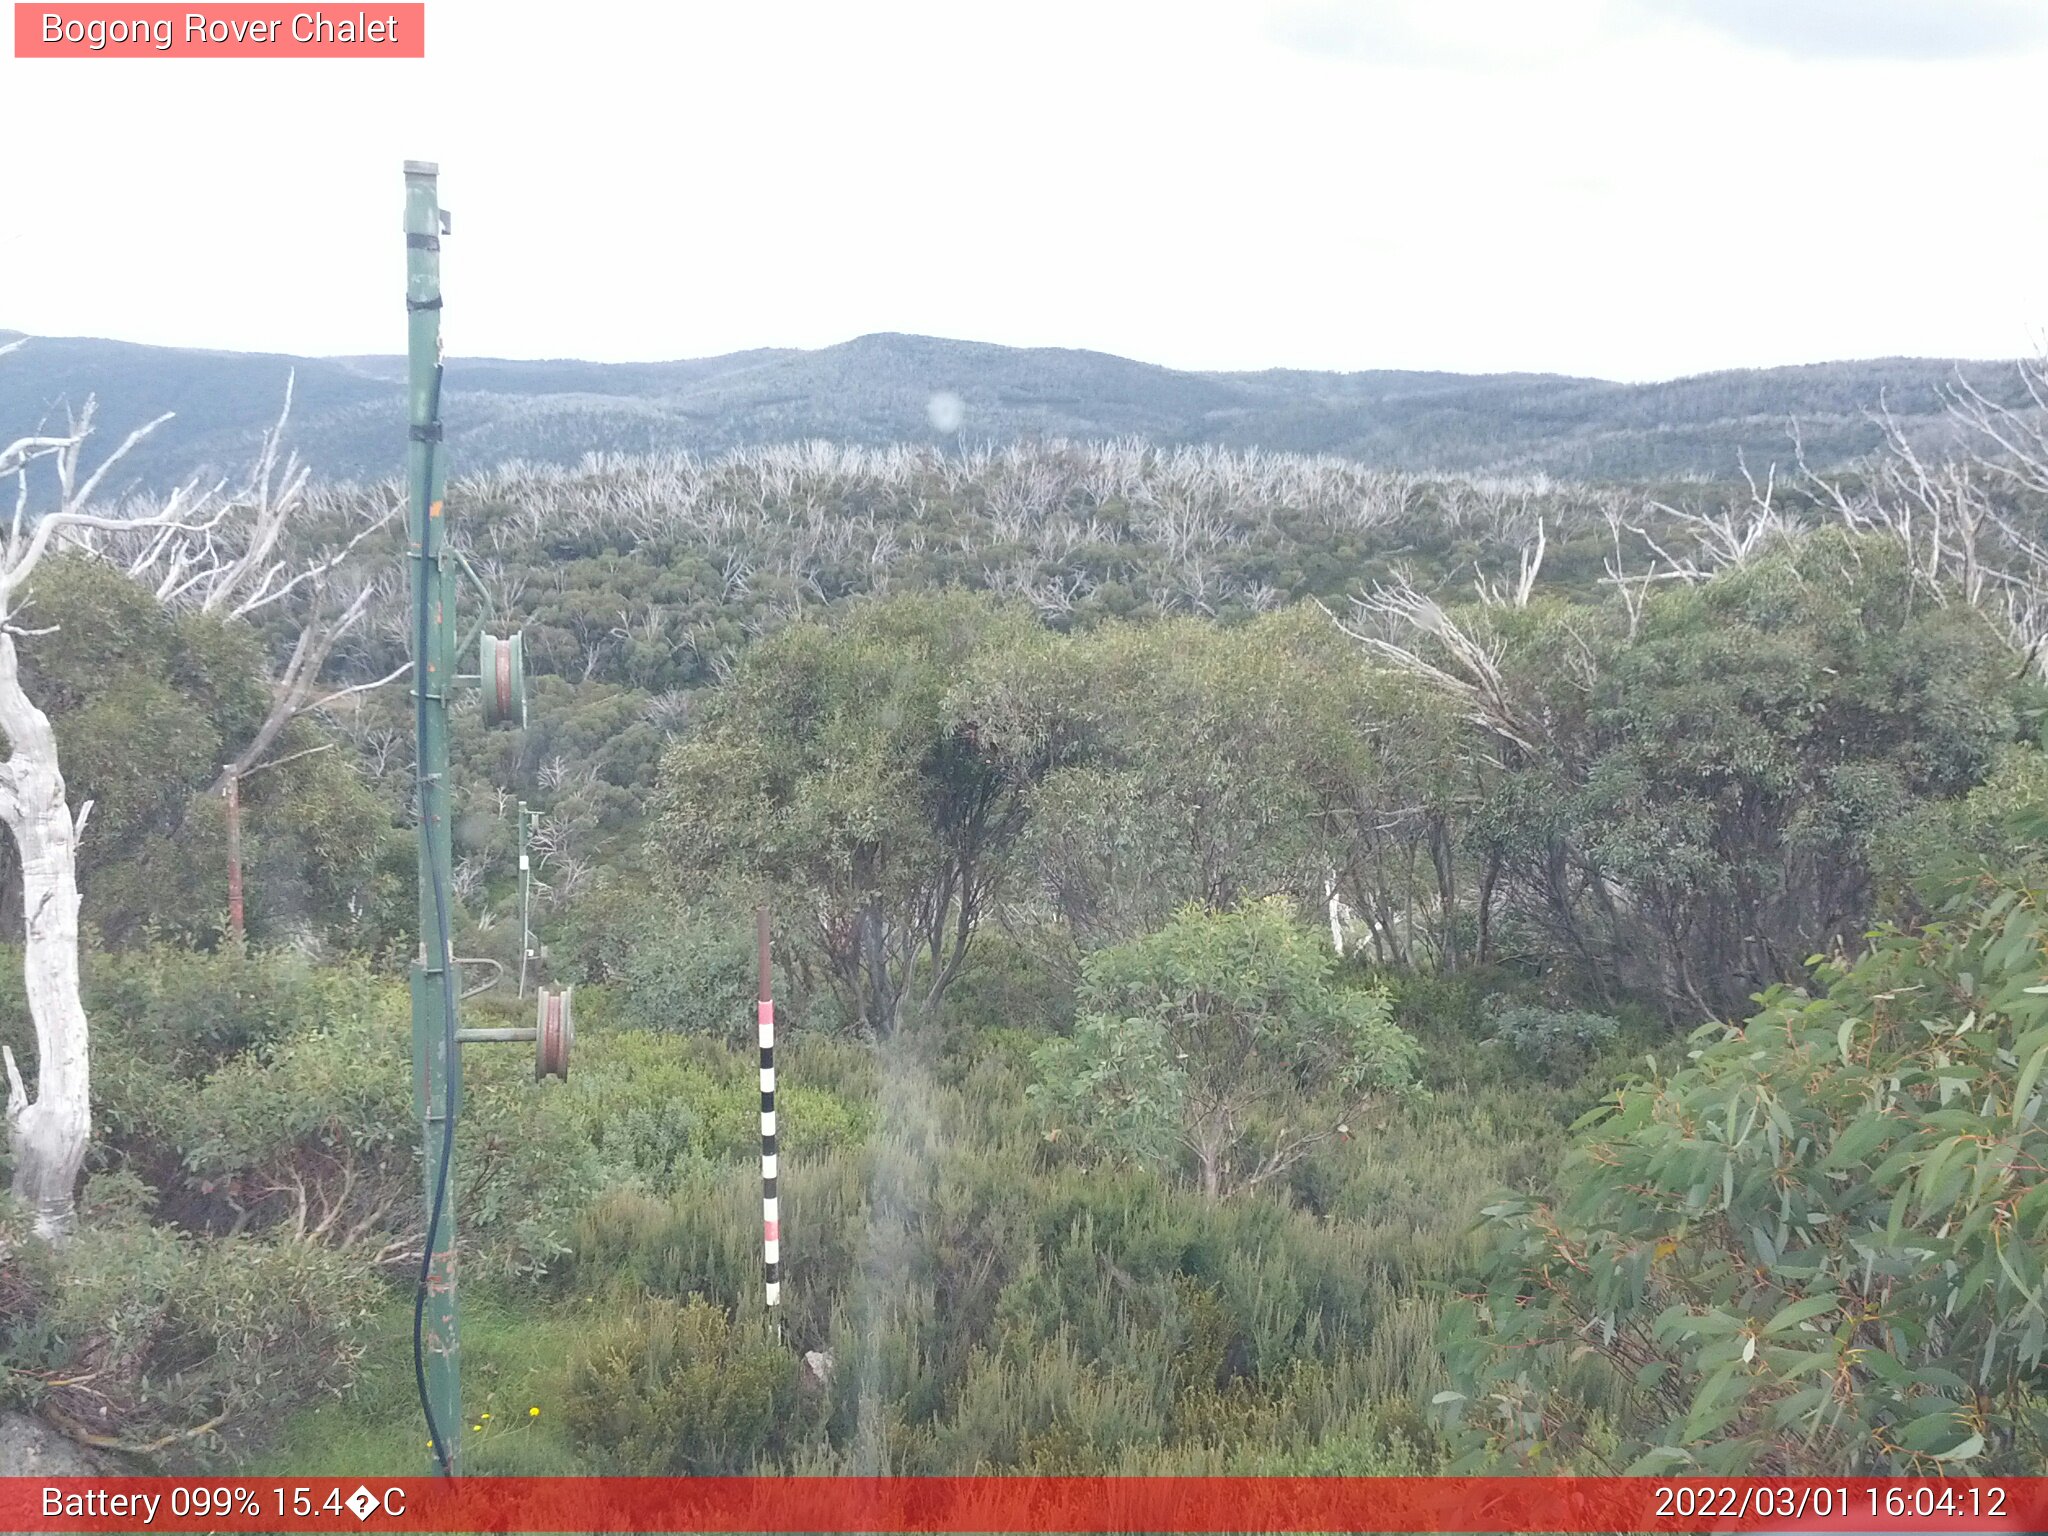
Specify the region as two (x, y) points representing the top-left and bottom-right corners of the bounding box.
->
(494, 637), (512, 721)
(479, 633), (526, 728)
(536, 986), (572, 1080)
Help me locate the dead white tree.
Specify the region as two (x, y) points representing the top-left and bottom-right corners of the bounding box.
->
(1472, 517), (1547, 608)
(1321, 577), (1540, 757)
(107, 381), (404, 941)
(1636, 456), (1795, 583)
(126, 380), (405, 785)
(1799, 360), (2048, 673)
(1600, 505), (1658, 641)
(0, 371), (208, 1242)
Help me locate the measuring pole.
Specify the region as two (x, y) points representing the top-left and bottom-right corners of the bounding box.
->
(404, 159), (462, 1475)
(517, 800), (533, 999)
(759, 907), (780, 1316)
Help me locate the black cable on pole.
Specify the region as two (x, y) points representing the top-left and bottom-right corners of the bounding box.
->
(410, 361), (459, 1478)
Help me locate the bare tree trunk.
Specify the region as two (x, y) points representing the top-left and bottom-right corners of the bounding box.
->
(1477, 850), (1500, 965)
(0, 631), (91, 1242)
(223, 765), (245, 946)
(1428, 814), (1457, 973)
(861, 898), (901, 1039)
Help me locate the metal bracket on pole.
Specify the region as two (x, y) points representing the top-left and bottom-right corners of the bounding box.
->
(454, 957), (504, 1001)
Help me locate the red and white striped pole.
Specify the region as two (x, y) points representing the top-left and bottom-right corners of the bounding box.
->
(758, 906), (780, 1311)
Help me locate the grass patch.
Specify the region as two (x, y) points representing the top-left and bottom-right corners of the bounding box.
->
(257, 1292), (598, 1476)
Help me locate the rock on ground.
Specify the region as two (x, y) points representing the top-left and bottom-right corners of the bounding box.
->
(0, 1410), (120, 1476)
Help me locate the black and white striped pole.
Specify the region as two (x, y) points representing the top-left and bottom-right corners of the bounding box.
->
(516, 800), (533, 1000)
(758, 906), (780, 1315)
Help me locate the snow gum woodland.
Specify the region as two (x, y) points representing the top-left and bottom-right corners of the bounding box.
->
(3, 354), (2048, 1474)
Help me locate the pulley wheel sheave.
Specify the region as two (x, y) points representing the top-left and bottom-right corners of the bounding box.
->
(535, 986), (572, 1080)
(479, 632), (527, 728)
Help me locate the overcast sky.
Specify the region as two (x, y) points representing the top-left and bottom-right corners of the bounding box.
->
(3, 0), (2045, 381)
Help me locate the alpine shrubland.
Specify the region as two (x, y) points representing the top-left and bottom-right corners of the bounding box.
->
(5, 366), (2048, 1474)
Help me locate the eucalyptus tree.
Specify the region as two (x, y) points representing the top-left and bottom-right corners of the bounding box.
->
(1021, 609), (1379, 947)
(4, 556), (394, 954)
(1030, 900), (1419, 1200)
(1342, 527), (2025, 1015)
(651, 589), (1078, 1037)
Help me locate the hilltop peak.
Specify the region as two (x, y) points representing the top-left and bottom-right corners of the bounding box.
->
(0, 329), (2025, 490)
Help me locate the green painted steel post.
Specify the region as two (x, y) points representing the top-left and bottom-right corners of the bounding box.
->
(404, 158), (462, 1475)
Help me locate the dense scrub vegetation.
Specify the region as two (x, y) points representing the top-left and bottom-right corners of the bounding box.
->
(5, 419), (2048, 1476)
(1445, 794), (2048, 1472)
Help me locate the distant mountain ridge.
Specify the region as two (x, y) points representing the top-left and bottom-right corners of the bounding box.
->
(0, 328), (2025, 491)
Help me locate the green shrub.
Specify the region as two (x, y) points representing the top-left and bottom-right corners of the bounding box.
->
(1874, 742), (2048, 916)
(1440, 830), (2048, 1474)
(931, 1333), (1164, 1471)
(561, 1295), (804, 1473)
(547, 1029), (872, 1190)
(53, 947), (596, 1283)
(552, 997), (1570, 1477)
(0, 947), (387, 1157)
(0, 1196), (375, 1467)
(1479, 997), (1621, 1080)
(612, 906), (757, 1041)
(1031, 901), (1419, 1199)
(937, 929), (1075, 1044)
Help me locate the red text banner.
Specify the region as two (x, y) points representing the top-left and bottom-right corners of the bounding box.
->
(5, 1477), (2047, 1533)
(14, 4), (425, 57)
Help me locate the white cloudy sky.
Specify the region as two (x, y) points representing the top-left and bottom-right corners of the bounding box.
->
(3, 0), (2045, 380)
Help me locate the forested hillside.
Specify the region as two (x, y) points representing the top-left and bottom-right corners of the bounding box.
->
(1, 328), (2033, 490)
(4, 364), (2048, 1478)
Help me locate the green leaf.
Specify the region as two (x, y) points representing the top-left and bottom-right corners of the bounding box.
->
(2014, 1043), (2048, 1123)
(1682, 1360), (1742, 1441)
(1896, 1404), (1968, 1452)
(1932, 1432), (1985, 1463)
(1762, 1293), (1839, 1335)
(1916, 1135), (1963, 1210)
(1886, 1182), (1912, 1243)
(1625, 1446), (1696, 1473)
(1859, 1347), (1911, 1387)
(1824, 1114), (1891, 1169)
(1769, 1384), (1831, 1428)
(1912, 1366), (1970, 1392)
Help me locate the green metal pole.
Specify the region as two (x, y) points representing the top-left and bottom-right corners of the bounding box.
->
(404, 158), (462, 1475)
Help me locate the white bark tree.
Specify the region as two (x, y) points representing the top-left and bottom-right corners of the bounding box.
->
(0, 352), (205, 1241)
